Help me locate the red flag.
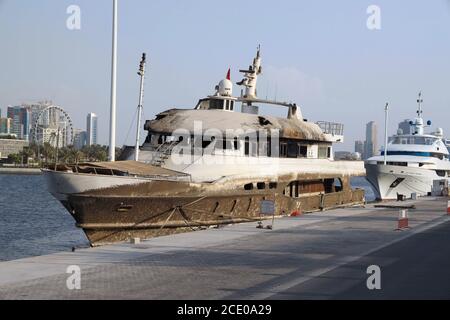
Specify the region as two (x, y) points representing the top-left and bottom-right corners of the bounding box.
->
(226, 68), (231, 80)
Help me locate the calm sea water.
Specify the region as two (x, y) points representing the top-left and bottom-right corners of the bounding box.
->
(0, 174), (89, 262)
(0, 174), (375, 262)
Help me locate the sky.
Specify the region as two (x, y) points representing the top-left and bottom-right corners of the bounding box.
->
(1, 0), (450, 151)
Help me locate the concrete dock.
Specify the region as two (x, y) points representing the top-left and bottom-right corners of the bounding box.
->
(0, 197), (449, 300)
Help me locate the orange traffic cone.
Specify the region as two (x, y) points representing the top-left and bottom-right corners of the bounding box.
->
(396, 209), (409, 230)
(291, 209), (302, 217)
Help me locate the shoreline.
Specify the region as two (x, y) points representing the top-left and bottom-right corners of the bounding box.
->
(0, 167), (42, 175)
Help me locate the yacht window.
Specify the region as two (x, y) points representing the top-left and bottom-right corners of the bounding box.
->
(244, 183), (254, 191)
(257, 182), (266, 190)
(318, 146), (328, 159)
(234, 137), (239, 150)
(392, 136), (438, 145)
(280, 142), (288, 157)
(299, 145), (308, 158)
(386, 162), (408, 166)
(210, 99), (224, 110)
(334, 178), (343, 192)
(159, 135), (165, 145)
(327, 147), (331, 158)
(230, 101), (234, 111)
(245, 137), (250, 156)
(287, 141), (298, 158)
(269, 182), (277, 189)
(436, 170), (446, 177)
(225, 100), (230, 110)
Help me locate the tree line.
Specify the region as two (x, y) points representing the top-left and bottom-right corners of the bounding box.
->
(7, 143), (122, 166)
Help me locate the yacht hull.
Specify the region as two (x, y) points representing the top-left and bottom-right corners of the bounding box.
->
(69, 183), (365, 246)
(365, 163), (441, 200)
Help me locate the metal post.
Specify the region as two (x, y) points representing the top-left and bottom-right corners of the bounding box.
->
(108, 0), (118, 161)
(135, 53), (147, 161)
(384, 102), (389, 165)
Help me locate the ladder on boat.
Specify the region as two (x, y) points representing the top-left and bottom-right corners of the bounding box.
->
(150, 140), (179, 167)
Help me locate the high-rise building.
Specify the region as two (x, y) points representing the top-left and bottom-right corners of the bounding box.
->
(364, 121), (378, 159)
(354, 140), (364, 159)
(7, 106), (30, 141)
(41, 127), (63, 148)
(73, 129), (87, 150)
(86, 113), (98, 146)
(0, 118), (11, 135)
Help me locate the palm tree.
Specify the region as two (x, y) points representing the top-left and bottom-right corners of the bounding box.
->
(41, 143), (54, 165)
(20, 147), (35, 166)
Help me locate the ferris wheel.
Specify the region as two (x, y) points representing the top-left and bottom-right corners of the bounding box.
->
(32, 105), (74, 147)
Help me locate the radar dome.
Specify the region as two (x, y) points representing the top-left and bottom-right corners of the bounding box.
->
(218, 79), (233, 97)
(397, 128), (403, 135)
(436, 128), (443, 137)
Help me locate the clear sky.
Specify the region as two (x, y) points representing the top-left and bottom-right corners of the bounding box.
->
(1, 0), (450, 151)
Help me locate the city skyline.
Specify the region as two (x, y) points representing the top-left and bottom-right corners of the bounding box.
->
(0, 101), (99, 150)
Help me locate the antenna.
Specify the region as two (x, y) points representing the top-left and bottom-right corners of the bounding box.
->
(134, 52), (147, 161)
(416, 91), (423, 117)
(383, 102), (389, 165)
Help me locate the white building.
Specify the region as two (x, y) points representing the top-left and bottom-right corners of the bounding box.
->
(86, 113), (98, 146)
(42, 126), (67, 148)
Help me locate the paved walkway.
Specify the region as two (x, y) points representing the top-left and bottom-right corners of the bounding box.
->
(0, 197), (448, 299)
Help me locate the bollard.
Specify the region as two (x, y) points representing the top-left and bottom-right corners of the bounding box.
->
(396, 209), (409, 230)
(130, 237), (141, 245)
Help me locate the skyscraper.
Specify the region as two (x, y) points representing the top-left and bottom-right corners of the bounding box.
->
(354, 140), (364, 159)
(364, 121), (378, 159)
(73, 129), (87, 150)
(86, 113), (98, 146)
(7, 106), (30, 141)
(0, 117), (11, 135)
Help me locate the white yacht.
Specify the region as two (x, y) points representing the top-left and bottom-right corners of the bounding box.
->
(365, 95), (450, 200)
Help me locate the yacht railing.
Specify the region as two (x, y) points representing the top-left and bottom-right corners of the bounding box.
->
(316, 121), (344, 136)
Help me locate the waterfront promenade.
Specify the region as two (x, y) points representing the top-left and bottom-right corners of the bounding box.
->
(0, 167), (41, 175)
(0, 197), (449, 299)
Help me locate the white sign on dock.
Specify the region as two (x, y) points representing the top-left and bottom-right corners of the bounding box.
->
(260, 200), (275, 215)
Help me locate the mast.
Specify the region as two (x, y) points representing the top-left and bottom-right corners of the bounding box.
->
(237, 45), (262, 100)
(384, 102), (389, 165)
(417, 91), (423, 118)
(134, 53), (147, 161)
(108, 0), (118, 161)
(413, 91), (425, 136)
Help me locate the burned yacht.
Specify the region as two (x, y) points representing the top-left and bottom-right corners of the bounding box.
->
(44, 48), (365, 245)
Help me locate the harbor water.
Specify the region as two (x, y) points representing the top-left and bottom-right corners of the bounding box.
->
(0, 174), (375, 262)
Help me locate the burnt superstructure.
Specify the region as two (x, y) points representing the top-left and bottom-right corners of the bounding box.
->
(43, 48), (365, 246)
